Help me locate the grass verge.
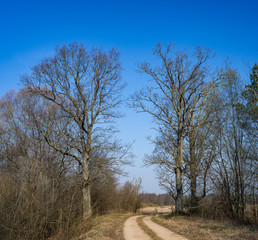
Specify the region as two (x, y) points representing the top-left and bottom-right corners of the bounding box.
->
(136, 216), (163, 240)
(69, 213), (132, 240)
(153, 215), (258, 240)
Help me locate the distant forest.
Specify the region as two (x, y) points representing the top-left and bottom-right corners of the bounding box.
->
(141, 193), (174, 205)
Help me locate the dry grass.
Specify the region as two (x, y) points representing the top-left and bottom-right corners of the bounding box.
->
(153, 215), (258, 240)
(138, 205), (173, 215)
(136, 216), (163, 240)
(140, 202), (159, 208)
(71, 213), (132, 240)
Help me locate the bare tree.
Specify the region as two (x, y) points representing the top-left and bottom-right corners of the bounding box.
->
(131, 43), (222, 214)
(22, 42), (126, 218)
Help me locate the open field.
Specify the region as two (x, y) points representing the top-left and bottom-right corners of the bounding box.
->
(138, 205), (173, 215)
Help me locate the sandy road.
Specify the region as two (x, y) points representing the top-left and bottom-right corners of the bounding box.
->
(123, 216), (151, 240)
(123, 215), (189, 240)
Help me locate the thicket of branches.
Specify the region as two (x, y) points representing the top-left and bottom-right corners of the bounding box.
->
(0, 43), (141, 240)
(140, 193), (174, 206)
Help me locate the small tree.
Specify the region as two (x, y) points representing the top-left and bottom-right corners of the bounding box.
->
(22, 42), (126, 218)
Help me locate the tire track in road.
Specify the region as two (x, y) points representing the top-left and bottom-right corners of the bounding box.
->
(142, 216), (189, 240)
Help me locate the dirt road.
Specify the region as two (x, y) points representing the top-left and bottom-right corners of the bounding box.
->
(123, 215), (189, 240)
(123, 216), (151, 240)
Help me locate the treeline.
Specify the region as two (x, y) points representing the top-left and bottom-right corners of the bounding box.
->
(141, 193), (174, 206)
(132, 43), (257, 224)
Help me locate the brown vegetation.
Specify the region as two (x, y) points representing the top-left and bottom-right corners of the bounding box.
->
(48, 213), (131, 240)
(138, 206), (172, 215)
(154, 215), (258, 240)
(0, 88), (141, 239)
(0, 163), (141, 239)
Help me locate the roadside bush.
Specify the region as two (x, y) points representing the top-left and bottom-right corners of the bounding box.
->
(0, 168), (82, 240)
(91, 178), (142, 214)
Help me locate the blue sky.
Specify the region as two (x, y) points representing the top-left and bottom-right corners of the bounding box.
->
(0, 0), (257, 193)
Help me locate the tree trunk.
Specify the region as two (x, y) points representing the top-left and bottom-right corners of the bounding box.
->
(82, 155), (92, 219)
(82, 183), (92, 219)
(175, 167), (183, 214)
(175, 135), (184, 214)
(190, 176), (198, 208)
(189, 128), (199, 210)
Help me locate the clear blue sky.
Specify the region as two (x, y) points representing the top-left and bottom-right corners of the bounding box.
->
(0, 0), (257, 193)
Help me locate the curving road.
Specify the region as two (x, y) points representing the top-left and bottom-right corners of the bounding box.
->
(123, 215), (189, 240)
